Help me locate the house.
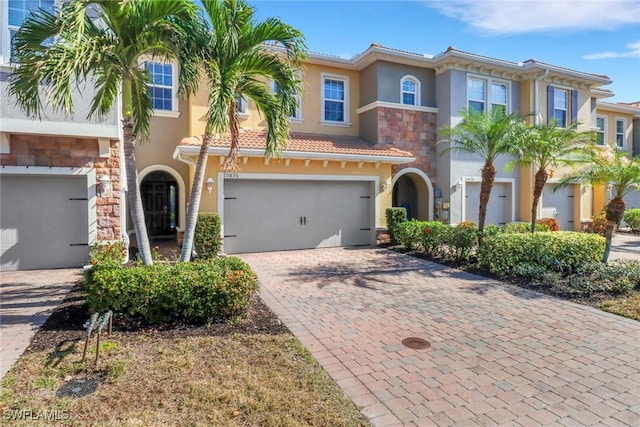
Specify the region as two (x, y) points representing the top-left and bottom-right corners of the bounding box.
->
(0, 0), (123, 270)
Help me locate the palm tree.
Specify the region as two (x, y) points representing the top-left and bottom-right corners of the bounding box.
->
(557, 145), (640, 262)
(178, 0), (306, 262)
(440, 108), (524, 235)
(506, 120), (594, 233)
(9, 0), (197, 265)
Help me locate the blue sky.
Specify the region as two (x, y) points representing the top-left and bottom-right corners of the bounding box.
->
(251, 0), (640, 103)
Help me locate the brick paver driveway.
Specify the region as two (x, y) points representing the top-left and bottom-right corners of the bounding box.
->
(241, 247), (640, 427)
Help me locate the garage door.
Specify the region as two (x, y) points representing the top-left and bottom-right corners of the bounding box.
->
(1, 175), (89, 270)
(624, 189), (640, 210)
(542, 184), (575, 231)
(223, 179), (373, 253)
(465, 182), (510, 226)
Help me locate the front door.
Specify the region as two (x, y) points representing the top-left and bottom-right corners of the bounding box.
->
(141, 172), (178, 239)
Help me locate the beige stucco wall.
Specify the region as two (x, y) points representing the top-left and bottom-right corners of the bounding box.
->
(595, 108), (634, 155)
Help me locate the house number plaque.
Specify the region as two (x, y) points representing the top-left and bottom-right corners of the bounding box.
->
(224, 173), (239, 179)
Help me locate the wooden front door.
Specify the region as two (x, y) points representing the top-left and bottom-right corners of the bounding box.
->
(142, 181), (174, 238)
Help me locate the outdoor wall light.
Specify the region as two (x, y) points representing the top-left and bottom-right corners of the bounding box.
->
(381, 179), (391, 192)
(98, 175), (112, 197)
(206, 177), (215, 194)
(455, 180), (463, 191)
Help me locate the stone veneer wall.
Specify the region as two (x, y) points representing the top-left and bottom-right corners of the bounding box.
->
(377, 107), (437, 185)
(1, 134), (121, 240)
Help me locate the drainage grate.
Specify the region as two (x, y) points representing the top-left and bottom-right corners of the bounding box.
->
(402, 337), (430, 350)
(56, 378), (100, 398)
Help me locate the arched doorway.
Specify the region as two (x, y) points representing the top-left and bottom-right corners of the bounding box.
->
(391, 168), (433, 221)
(141, 171), (179, 240)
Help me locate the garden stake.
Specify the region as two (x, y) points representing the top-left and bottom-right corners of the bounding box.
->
(82, 313), (99, 363)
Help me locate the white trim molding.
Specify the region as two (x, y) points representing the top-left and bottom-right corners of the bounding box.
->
(615, 117), (627, 148)
(391, 167), (434, 221)
(595, 115), (607, 146)
(321, 72), (350, 125)
(1, 118), (119, 138)
(138, 165), (187, 232)
(356, 101), (438, 115)
(400, 74), (421, 106)
(0, 166), (97, 244)
(459, 176), (516, 225)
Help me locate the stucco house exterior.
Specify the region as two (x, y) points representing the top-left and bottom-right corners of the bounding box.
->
(0, 0), (123, 271)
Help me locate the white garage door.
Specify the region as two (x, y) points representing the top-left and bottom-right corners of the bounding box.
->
(223, 179), (373, 254)
(624, 189), (640, 210)
(542, 184), (575, 231)
(1, 175), (89, 270)
(465, 182), (510, 226)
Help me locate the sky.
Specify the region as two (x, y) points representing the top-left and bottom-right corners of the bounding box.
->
(250, 0), (640, 103)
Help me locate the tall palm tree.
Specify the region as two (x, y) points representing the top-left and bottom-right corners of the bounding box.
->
(9, 0), (197, 265)
(178, 0), (306, 262)
(557, 145), (640, 262)
(506, 120), (595, 233)
(440, 108), (524, 235)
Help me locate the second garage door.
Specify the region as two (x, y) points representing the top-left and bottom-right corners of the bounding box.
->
(542, 184), (576, 231)
(465, 182), (511, 226)
(223, 179), (373, 253)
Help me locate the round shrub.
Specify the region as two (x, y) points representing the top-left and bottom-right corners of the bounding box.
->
(385, 207), (408, 245)
(536, 217), (560, 231)
(589, 211), (615, 236)
(623, 208), (640, 232)
(195, 213), (222, 258)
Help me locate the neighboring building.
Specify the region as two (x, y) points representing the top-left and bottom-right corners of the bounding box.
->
(0, 0), (122, 270)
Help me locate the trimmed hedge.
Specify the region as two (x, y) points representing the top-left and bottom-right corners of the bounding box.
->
(89, 241), (126, 266)
(385, 207), (407, 245)
(397, 220), (478, 261)
(503, 222), (550, 233)
(623, 208), (640, 232)
(194, 213), (222, 258)
(478, 231), (605, 276)
(85, 257), (258, 324)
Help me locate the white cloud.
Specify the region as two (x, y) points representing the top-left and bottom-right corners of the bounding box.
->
(425, 0), (640, 34)
(583, 40), (640, 59)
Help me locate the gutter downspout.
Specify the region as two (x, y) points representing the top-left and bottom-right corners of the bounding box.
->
(117, 87), (129, 264)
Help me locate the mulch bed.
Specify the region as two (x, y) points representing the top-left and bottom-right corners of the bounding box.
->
(26, 283), (289, 354)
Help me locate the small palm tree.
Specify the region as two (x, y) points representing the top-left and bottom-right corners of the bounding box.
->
(557, 145), (640, 262)
(440, 108), (525, 235)
(9, 0), (198, 265)
(506, 120), (595, 233)
(178, 0), (306, 262)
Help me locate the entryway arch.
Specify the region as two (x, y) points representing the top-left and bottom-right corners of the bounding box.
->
(138, 165), (186, 239)
(391, 167), (434, 221)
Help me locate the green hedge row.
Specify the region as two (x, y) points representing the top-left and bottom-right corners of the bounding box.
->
(195, 212), (222, 258)
(85, 257), (258, 324)
(398, 221), (478, 261)
(623, 208), (640, 232)
(385, 207), (407, 245)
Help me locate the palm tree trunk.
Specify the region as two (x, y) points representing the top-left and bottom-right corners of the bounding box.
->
(602, 221), (615, 263)
(478, 161), (497, 235)
(180, 134), (213, 262)
(122, 118), (153, 265)
(222, 107), (240, 171)
(602, 196), (626, 263)
(531, 168), (548, 233)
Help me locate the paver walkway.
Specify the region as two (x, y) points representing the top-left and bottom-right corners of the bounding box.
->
(0, 269), (81, 379)
(241, 247), (640, 427)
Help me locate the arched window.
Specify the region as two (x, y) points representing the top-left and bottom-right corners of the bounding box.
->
(401, 76), (420, 106)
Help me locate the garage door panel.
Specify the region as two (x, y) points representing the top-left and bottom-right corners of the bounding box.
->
(223, 179), (372, 254)
(1, 175), (89, 270)
(465, 182), (510, 226)
(542, 184), (574, 231)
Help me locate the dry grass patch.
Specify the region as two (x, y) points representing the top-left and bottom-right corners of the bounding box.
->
(600, 293), (640, 321)
(0, 333), (369, 426)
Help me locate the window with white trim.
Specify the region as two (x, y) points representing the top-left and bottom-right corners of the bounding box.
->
(235, 95), (248, 115)
(146, 61), (175, 111)
(4, 0), (55, 63)
(401, 76), (419, 106)
(467, 76), (510, 115)
(596, 116), (606, 145)
(615, 118), (626, 147)
(553, 89), (568, 127)
(321, 73), (349, 124)
(271, 79), (302, 121)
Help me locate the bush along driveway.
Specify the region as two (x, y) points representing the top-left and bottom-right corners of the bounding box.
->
(242, 247), (640, 427)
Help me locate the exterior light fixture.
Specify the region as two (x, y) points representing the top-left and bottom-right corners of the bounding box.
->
(206, 177), (214, 194)
(455, 180), (463, 191)
(381, 179), (391, 192)
(98, 175), (112, 197)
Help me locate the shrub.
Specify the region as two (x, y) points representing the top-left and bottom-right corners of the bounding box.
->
(478, 232), (605, 276)
(85, 257), (258, 324)
(89, 241), (126, 266)
(571, 259), (640, 295)
(623, 208), (640, 232)
(418, 221), (449, 256)
(483, 224), (502, 237)
(194, 213), (222, 258)
(386, 208), (407, 245)
(503, 222), (550, 233)
(444, 223), (478, 261)
(536, 217), (560, 231)
(457, 221), (476, 228)
(397, 220), (423, 250)
(590, 211), (613, 236)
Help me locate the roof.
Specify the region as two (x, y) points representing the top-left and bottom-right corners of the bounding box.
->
(178, 129), (415, 159)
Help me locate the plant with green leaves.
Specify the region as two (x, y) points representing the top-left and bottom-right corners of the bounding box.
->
(506, 120), (594, 233)
(10, 0), (198, 265)
(556, 145), (640, 262)
(440, 108), (525, 236)
(178, 0), (306, 262)
(623, 208), (640, 232)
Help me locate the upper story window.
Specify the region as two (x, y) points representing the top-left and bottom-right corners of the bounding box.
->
(401, 76), (420, 106)
(467, 76), (510, 115)
(271, 80), (302, 121)
(321, 73), (349, 125)
(235, 95), (248, 115)
(616, 118), (626, 147)
(596, 116), (606, 145)
(547, 86), (578, 128)
(5, 0), (55, 62)
(144, 61), (179, 117)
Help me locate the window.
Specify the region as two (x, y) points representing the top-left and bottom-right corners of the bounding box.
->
(467, 76), (510, 114)
(553, 89), (568, 127)
(271, 80), (302, 121)
(596, 116), (606, 145)
(236, 95), (248, 115)
(6, 0), (55, 61)
(401, 76), (419, 106)
(547, 86), (577, 127)
(321, 73), (349, 124)
(146, 62), (174, 111)
(616, 118), (625, 147)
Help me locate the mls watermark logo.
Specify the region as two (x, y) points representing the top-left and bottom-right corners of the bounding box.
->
(4, 409), (70, 422)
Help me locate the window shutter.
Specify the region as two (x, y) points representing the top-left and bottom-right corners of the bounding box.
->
(547, 85), (554, 124)
(571, 90), (578, 123)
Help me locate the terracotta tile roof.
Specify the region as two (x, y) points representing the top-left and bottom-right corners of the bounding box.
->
(617, 101), (640, 109)
(180, 129), (414, 158)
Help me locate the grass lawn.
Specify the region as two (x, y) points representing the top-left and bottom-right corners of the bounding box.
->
(600, 293), (640, 321)
(0, 287), (370, 427)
